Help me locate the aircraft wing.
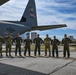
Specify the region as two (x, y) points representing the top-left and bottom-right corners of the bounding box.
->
(31, 24), (67, 31)
(0, 0), (9, 6)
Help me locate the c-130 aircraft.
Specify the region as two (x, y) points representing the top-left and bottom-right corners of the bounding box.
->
(0, 0), (67, 37)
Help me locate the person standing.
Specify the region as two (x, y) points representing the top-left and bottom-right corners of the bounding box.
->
(24, 36), (32, 56)
(0, 35), (4, 56)
(13, 33), (22, 56)
(51, 36), (60, 57)
(44, 34), (52, 57)
(62, 34), (71, 58)
(5, 33), (13, 56)
(33, 34), (43, 56)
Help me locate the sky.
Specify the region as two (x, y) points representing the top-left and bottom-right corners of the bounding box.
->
(0, 0), (76, 40)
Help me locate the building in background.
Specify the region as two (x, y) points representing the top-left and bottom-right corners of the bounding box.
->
(26, 32), (30, 37)
(21, 32), (30, 39)
(31, 32), (37, 40)
(68, 36), (76, 43)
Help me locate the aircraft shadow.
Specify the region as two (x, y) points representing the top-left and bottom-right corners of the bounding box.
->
(0, 63), (47, 75)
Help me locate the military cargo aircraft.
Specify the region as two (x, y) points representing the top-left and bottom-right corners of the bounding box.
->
(0, 0), (67, 37)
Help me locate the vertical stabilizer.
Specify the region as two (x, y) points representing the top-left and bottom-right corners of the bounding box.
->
(20, 0), (38, 26)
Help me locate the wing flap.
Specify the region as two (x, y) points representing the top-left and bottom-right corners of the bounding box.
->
(31, 24), (67, 31)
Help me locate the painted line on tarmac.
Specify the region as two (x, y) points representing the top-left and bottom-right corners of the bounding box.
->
(48, 59), (76, 75)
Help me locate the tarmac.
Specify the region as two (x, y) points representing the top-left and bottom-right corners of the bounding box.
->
(0, 47), (76, 75)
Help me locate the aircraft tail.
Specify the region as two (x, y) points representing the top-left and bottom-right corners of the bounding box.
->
(20, 0), (38, 27)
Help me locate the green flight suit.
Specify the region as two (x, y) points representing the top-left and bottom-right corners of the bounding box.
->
(62, 37), (71, 58)
(5, 36), (13, 56)
(44, 37), (52, 56)
(33, 37), (43, 56)
(0, 36), (4, 56)
(51, 39), (60, 57)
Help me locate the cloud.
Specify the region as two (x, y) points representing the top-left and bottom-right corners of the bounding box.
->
(35, 0), (76, 30)
(0, 0), (28, 20)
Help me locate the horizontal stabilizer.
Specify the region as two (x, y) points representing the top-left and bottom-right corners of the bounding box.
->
(31, 24), (67, 31)
(0, 0), (9, 6)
